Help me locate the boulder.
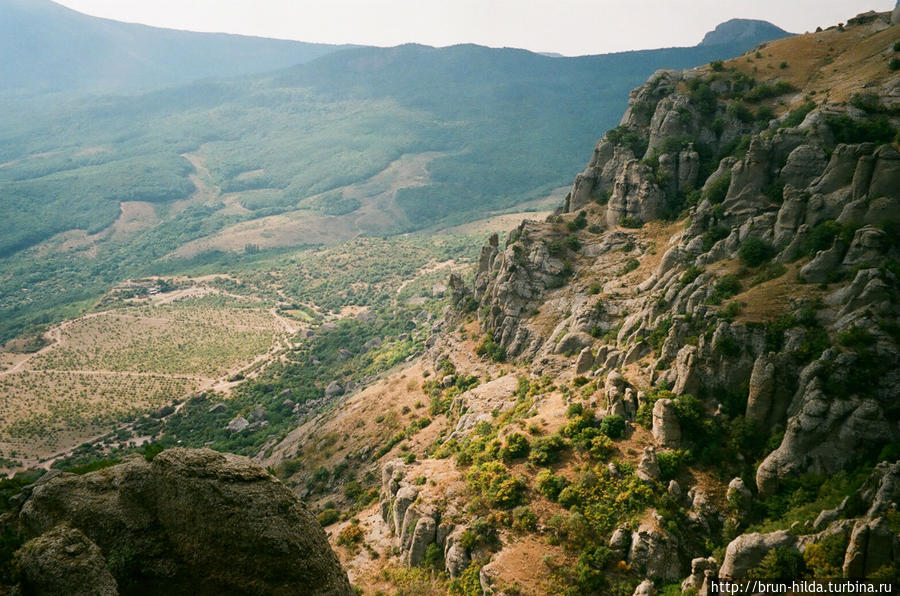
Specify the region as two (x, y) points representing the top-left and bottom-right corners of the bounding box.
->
(720, 530), (795, 579)
(672, 345), (699, 396)
(226, 416), (249, 434)
(406, 515), (438, 566)
(207, 403), (227, 414)
(444, 528), (470, 579)
(17, 523), (118, 596)
(633, 579), (656, 596)
(637, 446), (661, 482)
(726, 477), (752, 512)
(16, 449), (353, 595)
(324, 381), (344, 398)
(610, 526), (632, 560)
(575, 346), (595, 374)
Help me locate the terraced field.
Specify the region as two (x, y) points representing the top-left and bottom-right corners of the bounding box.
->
(0, 287), (297, 468)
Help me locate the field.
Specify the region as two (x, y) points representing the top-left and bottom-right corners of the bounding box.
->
(0, 284), (298, 469)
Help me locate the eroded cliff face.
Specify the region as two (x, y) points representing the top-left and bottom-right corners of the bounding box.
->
(424, 11), (900, 592)
(6, 448), (352, 596)
(462, 19), (900, 494)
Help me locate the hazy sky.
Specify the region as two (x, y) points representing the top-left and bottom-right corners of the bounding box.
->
(54, 0), (895, 56)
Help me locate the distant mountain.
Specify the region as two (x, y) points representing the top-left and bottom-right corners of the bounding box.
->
(0, 16), (796, 340)
(0, 0), (355, 93)
(698, 18), (792, 47)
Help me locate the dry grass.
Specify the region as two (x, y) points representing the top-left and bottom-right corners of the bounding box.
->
(719, 17), (900, 111)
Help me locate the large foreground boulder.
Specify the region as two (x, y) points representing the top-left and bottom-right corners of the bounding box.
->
(14, 448), (352, 596)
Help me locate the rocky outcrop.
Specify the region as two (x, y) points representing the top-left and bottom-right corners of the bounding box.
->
(13, 448), (352, 596)
(627, 513), (682, 581)
(651, 399), (681, 447)
(720, 530), (796, 580)
(681, 556), (718, 595)
(16, 523), (118, 596)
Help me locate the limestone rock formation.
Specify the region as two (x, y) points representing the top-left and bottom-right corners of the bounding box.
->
(13, 448), (352, 596)
(16, 523), (118, 596)
(720, 531), (796, 579)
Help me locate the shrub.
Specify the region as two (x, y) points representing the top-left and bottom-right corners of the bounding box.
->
(756, 105), (775, 122)
(745, 546), (805, 579)
(836, 326), (874, 348)
(618, 216), (643, 229)
(588, 435), (614, 459)
(317, 508), (340, 526)
(826, 115), (896, 144)
(567, 211), (588, 231)
(738, 236), (775, 267)
(599, 415), (626, 439)
(657, 449), (691, 480)
(727, 100), (755, 123)
(782, 100), (815, 127)
(708, 275), (741, 304)
(511, 506), (538, 532)
(619, 258), (639, 275)
(606, 125), (649, 157)
(536, 470), (569, 501)
(802, 220), (854, 257)
(566, 235), (581, 252)
(688, 79), (718, 115)
(423, 542), (444, 569)
(528, 434), (568, 466)
(575, 546), (613, 592)
(466, 461), (526, 509)
(703, 173), (731, 205)
(459, 518), (499, 551)
(681, 265), (703, 285)
(476, 334), (506, 362)
(500, 433), (531, 461)
(745, 81), (796, 102)
(803, 531), (848, 578)
(891, 58), (900, 72)
(710, 59), (725, 72)
(337, 523), (364, 546)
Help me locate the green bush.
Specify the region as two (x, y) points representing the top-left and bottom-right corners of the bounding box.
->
(708, 274), (741, 304)
(619, 258), (640, 275)
(317, 508), (340, 526)
(657, 449), (691, 480)
(567, 211), (588, 231)
(566, 235), (582, 252)
(826, 115), (896, 144)
(745, 81), (796, 102)
(466, 461), (526, 509)
(599, 415), (626, 439)
(782, 101), (815, 127)
(727, 100), (755, 123)
(745, 546), (805, 579)
(606, 125), (648, 158)
(536, 470), (569, 501)
(681, 265), (703, 285)
(528, 433), (568, 466)
(703, 173), (731, 205)
(500, 433), (531, 461)
(476, 334), (506, 362)
(618, 216), (644, 229)
(738, 236), (775, 267)
(511, 506), (538, 532)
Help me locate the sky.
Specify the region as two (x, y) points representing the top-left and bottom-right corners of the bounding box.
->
(53, 0), (896, 56)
